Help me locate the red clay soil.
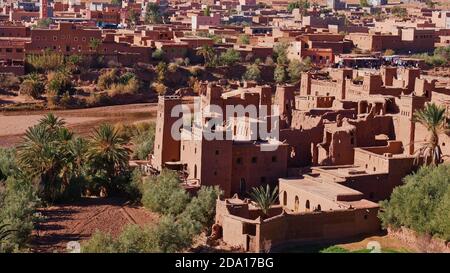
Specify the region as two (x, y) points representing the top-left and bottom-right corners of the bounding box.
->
(31, 197), (159, 253)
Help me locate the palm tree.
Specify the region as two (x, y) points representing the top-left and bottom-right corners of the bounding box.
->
(249, 184), (279, 218)
(413, 103), (449, 165)
(17, 124), (62, 200)
(16, 114), (74, 201)
(38, 113), (66, 132)
(68, 137), (88, 178)
(196, 45), (216, 67)
(87, 124), (131, 180)
(19, 73), (45, 99)
(89, 38), (102, 53)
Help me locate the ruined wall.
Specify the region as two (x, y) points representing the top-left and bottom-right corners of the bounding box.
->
(280, 126), (323, 167)
(347, 115), (395, 148)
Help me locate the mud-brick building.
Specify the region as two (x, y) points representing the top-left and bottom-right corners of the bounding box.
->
(0, 37), (28, 75)
(215, 142), (419, 252)
(215, 181), (380, 252)
(25, 22), (103, 54)
(152, 85), (289, 197)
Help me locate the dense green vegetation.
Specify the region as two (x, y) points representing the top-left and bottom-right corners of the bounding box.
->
(0, 114), (158, 252)
(379, 164), (450, 241)
(0, 111), (220, 253)
(97, 70), (141, 96)
(219, 48), (241, 66)
(83, 170), (222, 253)
(145, 3), (163, 24)
(413, 46), (450, 67)
(0, 177), (40, 252)
(391, 7), (408, 18)
(243, 63), (261, 82)
(287, 0), (310, 14)
(272, 41), (312, 83)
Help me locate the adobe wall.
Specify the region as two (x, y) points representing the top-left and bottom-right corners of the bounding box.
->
(309, 79), (344, 99)
(327, 128), (356, 165)
(222, 216), (249, 248)
(230, 143), (288, 195)
(181, 137), (234, 196)
(201, 139), (233, 197)
(280, 127), (323, 167)
(279, 181), (345, 212)
(347, 115), (395, 147)
(361, 141), (404, 155)
(153, 96), (182, 170)
(255, 208), (380, 252)
(340, 173), (390, 201)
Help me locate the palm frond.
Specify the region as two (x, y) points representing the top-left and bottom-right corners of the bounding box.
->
(249, 184), (279, 217)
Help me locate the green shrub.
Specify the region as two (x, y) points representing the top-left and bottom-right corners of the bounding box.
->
(115, 224), (157, 252)
(219, 48), (241, 66)
(83, 218), (192, 253)
(26, 51), (65, 72)
(274, 64), (287, 84)
(179, 186), (222, 234)
(273, 42), (290, 65)
(81, 231), (117, 253)
(379, 164), (450, 240)
(0, 148), (17, 181)
(0, 177), (40, 252)
(47, 71), (74, 96)
(152, 49), (165, 61)
(97, 69), (118, 90)
(243, 64), (261, 82)
(239, 35), (250, 45)
(19, 73), (45, 99)
(123, 169), (144, 202)
(82, 184), (222, 253)
(131, 122), (156, 160)
(151, 215), (192, 252)
(168, 62), (178, 73)
(320, 246), (350, 253)
(142, 170), (190, 215)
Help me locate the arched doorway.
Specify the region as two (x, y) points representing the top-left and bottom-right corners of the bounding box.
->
(283, 191), (287, 206)
(294, 196), (299, 212)
(305, 200), (310, 211)
(317, 204), (321, 211)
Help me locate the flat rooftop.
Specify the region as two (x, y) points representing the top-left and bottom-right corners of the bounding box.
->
(280, 176), (363, 201)
(312, 165), (387, 178)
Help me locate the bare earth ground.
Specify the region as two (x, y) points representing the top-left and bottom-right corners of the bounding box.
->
(0, 103), (157, 147)
(31, 197), (159, 253)
(337, 233), (417, 252)
(276, 231), (416, 253)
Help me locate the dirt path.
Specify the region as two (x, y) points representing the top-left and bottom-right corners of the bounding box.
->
(31, 198), (159, 253)
(0, 103), (157, 147)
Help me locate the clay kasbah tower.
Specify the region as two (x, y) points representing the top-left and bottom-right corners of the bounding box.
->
(0, 0), (448, 271)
